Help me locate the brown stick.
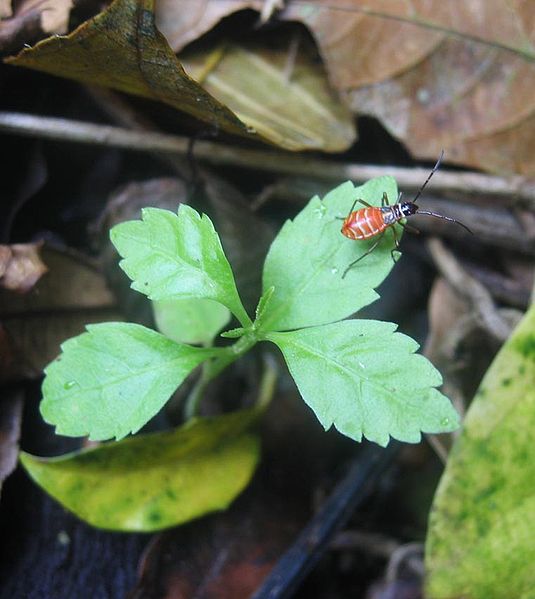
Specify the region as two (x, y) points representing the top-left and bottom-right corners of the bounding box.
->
(2, 111), (535, 205)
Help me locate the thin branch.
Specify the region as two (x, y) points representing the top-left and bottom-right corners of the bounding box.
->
(427, 238), (513, 342)
(3, 112), (535, 205)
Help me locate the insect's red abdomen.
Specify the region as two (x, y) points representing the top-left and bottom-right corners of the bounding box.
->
(341, 207), (386, 240)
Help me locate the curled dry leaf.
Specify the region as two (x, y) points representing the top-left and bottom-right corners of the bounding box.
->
(6, 0), (262, 145)
(0, 0), (11, 18)
(156, 0), (263, 52)
(0, 242), (47, 293)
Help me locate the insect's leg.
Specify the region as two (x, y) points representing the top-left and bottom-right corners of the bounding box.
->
(335, 198), (371, 220)
(342, 232), (385, 279)
(381, 192), (390, 207)
(390, 226), (402, 263)
(399, 221), (420, 235)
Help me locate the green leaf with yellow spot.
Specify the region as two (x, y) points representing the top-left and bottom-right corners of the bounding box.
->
(425, 302), (535, 598)
(20, 409), (260, 531)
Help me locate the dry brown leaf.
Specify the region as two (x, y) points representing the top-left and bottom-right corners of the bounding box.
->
(158, 0), (535, 173)
(180, 36), (355, 151)
(0, 242), (47, 293)
(0, 244), (121, 381)
(281, 1), (534, 88)
(0, 0), (11, 19)
(348, 34), (535, 174)
(6, 0), (263, 145)
(156, 0), (262, 51)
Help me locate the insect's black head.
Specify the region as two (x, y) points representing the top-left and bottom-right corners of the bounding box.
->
(400, 202), (418, 217)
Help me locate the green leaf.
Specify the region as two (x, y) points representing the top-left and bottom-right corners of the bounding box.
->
(110, 205), (251, 327)
(266, 320), (458, 446)
(425, 303), (535, 598)
(261, 178), (400, 331)
(41, 322), (215, 441)
(153, 297), (230, 346)
(20, 409), (260, 531)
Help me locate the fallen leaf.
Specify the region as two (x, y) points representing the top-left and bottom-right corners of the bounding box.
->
(0, 0), (11, 19)
(0, 244), (121, 382)
(0, 242), (47, 293)
(6, 0), (263, 144)
(425, 300), (535, 598)
(156, 0), (262, 52)
(158, 0), (535, 173)
(129, 389), (328, 598)
(284, 1), (535, 174)
(349, 35), (535, 175)
(180, 35), (356, 151)
(20, 409), (261, 531)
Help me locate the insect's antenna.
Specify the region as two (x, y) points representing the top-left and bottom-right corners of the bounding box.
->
(416, 210), (473, 234)
(412, 149), (444, 205)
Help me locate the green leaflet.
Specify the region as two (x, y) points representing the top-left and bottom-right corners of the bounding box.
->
(266, 320), (458, 446)
(425, 303), (535, 598)
(260, 177), (400, 332)
(21, 409), (260, 531)
(153, 297), (230, 346)
(41, 322), (215, 440)
(110, 205), (251, 327)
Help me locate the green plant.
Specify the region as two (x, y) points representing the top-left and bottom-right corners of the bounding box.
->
(21, 175), (459, 531)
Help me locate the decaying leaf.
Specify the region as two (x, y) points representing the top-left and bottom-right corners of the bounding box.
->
(158, 0), (535, 174)
(20, 409), (261, 531)
(0, 242), (47, 293)
(6, 0), (262, 144)
(156, 0), (262, 52)
(283, 1), (535, 174)
(0, 0), (12, 19)
(425, 300), (535, 598)
(180, 35), (355, 152)
(0, 244), (121, 381)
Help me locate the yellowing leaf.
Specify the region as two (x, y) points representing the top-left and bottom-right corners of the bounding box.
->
(425, 302), (535, 598)
(20, 409), (261, 531)
(180, 37), (355, 152)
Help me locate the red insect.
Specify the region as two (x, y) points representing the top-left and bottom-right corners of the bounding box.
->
(340, 151), (472, 278)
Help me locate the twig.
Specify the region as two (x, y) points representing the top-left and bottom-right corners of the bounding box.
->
(385, 542), (425, 582)
(427, 238), (512, 341)
(3, 112), (535, 205)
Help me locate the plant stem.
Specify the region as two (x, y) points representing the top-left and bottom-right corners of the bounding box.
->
(183, 331), (258, 419)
